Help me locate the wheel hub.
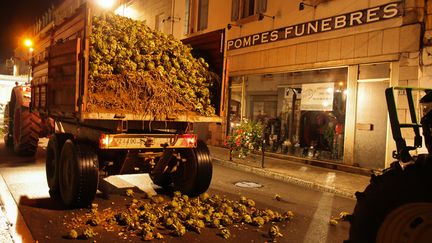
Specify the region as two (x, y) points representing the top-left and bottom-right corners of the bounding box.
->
(377, 203), (432, 243)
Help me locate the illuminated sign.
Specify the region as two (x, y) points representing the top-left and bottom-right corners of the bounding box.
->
(227, 2), (402, 50)
(300, 83), (334, 111)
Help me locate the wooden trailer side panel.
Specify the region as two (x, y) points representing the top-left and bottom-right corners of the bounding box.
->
(31, 24), (53, 111)
(48, 39), (80, 113)
(44, 6), (87, 116)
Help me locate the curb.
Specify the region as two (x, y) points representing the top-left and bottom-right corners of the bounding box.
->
(0, 174), (33, 243)
(212, 158), (355, 199)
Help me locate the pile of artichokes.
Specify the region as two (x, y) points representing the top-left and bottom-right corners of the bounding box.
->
(87, 13), (216, 117)
(65, 191), (292, 241)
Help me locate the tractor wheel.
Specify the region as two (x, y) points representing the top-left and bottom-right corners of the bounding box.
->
(171, 140), (212, 196)
(46, 133), (74, 197)
(3, 103), (13, 148)
(346, 156), (432, 243)
(59, 140), (99, 208)
(13, 106), (41, 156)
(376, 203), (432, 243)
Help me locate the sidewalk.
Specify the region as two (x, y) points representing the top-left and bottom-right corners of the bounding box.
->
(208, 145), (371, 199)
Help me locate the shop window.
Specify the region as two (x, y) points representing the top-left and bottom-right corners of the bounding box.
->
(228, 78), (244, 132)
(231, 0), (267, 22)
(228, 69), (348, 162)
(184, 0), (209, 34)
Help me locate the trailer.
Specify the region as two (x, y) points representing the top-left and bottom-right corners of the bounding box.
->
(5, 4), (225, 208)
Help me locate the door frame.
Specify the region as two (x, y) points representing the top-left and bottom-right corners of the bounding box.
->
(354, 79), (389, 169)
(344, 62), (398, 169)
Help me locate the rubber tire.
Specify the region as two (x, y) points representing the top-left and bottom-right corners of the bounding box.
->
(3, 103), (13, 148)
(59, 140), (99, 208)
(150, 173), (172, 188)
(150, 152), (174, 188)
(13, 106), (41, 156)
(171, 140), (213, 196)
(192, 140), (213, 194)
(46, 133), (74, 197)
(346, 156), (432, 243)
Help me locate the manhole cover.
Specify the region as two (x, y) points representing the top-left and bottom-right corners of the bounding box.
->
(234, 181), (263, 188)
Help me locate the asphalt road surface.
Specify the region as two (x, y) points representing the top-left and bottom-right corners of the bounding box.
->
(0, 139), (355, 243)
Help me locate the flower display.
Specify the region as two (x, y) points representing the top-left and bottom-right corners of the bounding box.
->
(225, 119), (264, 158)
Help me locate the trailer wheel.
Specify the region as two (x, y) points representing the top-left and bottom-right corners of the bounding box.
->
(192, 140), (213, 194)
(59, 140), (99, 208)
(346, 157), (432, 243)
(12, 106), (41, 156)
(46, 133), (74, 197)
(150, 173), (172, 188)
(172, 140), (212, 196)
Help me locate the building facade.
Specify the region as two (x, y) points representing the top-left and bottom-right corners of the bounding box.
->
(32, 0), (432, 171)
(207, 0), (429, 170)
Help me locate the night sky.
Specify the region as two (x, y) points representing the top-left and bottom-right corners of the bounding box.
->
(0, 0), (59, 62)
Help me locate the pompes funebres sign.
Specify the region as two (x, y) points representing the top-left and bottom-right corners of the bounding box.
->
(227, 2), (402, 51)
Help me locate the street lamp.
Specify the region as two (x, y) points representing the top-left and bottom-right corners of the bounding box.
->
(24, 39), (33, 49)
(23, 38), (33, 83)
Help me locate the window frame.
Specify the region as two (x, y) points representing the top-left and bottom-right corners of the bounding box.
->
(184, 0), (209, 35)
(231, 0), (267, 23)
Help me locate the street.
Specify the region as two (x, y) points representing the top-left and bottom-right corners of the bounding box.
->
(0, 140), (355, 243)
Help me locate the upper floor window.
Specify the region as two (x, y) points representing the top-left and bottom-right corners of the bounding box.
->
(184, 0), (209, 34)
(231, 0), (267, 21)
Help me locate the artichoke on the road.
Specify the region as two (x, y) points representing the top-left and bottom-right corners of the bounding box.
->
(64, 193), (292, 241)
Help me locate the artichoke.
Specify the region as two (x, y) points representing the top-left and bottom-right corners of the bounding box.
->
(82, 227), (96, 239)
(125, 189), (134, 197)
(252, 217), (265, 227)
(268, 224), (283, 239)
(68, 229), (78, 239)
(220, 228), (230, 239)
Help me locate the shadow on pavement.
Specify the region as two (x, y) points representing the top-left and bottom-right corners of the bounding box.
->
(0, 142), (44, 167)
(18, 195), (65, 211)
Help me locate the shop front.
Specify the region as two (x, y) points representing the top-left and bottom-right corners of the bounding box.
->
(228, 68), (348, 163)
(225, 1), (421, 170)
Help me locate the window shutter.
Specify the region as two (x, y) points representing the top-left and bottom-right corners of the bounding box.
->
(231, 0), (239, 21)
(184, 0), (191, 34)
(257, 0), (267, 14)
(198, 0), (209, 31)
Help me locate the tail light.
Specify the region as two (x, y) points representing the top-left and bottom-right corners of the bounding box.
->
(183, 134), (197, 147)
(99, 134), (113, 148)
(20, 86), (30, 92)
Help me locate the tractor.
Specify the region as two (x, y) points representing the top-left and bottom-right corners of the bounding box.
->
(346, 87), (432, 242)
